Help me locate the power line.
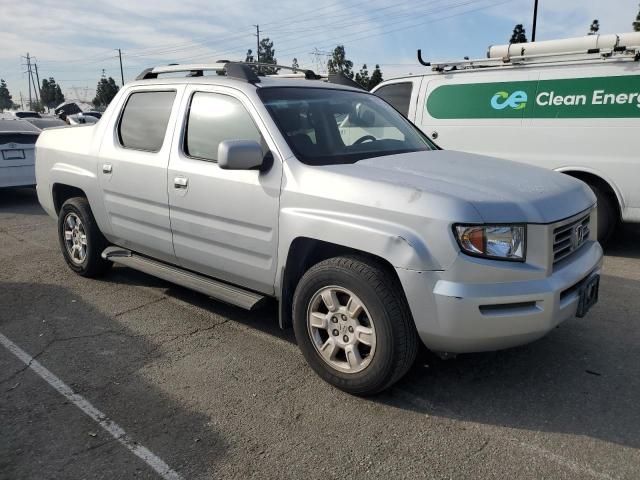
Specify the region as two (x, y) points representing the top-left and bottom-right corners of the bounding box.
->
(122, 30), (255, 59)
(275, 0), (507, 59)
(109, 0), (426, 65)
(168, 0), (486, 65)
(36, 49), (117, 65)
(11, 0), (507, 89)
(53, 0), (449, 71)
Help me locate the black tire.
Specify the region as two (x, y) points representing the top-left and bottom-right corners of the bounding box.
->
(58, 197), (111, 277)
(292, 255), (418, 396)
(589, 184), (618, 244)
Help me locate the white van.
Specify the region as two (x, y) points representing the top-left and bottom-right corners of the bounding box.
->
(373, 33), (640, 241)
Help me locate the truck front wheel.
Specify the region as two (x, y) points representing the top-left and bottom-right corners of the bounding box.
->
(58, 197), (111, 277)
(292, 255), (418, 395)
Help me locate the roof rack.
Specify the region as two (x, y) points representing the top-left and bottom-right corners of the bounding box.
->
(419, 32), (640, 73)
(135, 61), (323, 83)
(423, 46), (640, 73)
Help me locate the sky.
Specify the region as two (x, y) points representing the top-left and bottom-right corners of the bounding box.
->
(1, 0), (638, 105)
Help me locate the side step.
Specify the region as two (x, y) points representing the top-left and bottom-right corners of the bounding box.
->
(102, 246), (266, 310)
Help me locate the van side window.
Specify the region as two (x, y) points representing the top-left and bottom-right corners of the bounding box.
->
(118, 91), (176, 152)
(184, 92), (263, 162)
(374, 82), (413, 117)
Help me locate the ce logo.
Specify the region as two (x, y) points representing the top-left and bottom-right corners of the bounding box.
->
(490, 90), (528, 110)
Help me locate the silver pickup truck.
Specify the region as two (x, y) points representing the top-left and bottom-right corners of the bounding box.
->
(36, 63), (603, 395)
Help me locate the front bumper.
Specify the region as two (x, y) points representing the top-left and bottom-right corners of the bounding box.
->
(397, 240), (603, 353)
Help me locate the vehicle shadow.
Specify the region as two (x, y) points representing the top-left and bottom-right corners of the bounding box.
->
(381, 271), (640, 450)
(105, 266), (296, 345)
(0, 187), (43, 216)
(101, 265), (640, 450)
(605, 222), (640, 259)
(0, 282), (226, 479)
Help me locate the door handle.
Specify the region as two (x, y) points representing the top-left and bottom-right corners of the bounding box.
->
(174, 176), (189, 189)
(102, 163), (113, 174)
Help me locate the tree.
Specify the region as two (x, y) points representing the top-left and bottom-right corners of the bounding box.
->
(327, 45), (354, 79)
(29, 100), (44, 113)
(509, 24), (528, 44)
(245, 49), (254, 63)
(0, 79), (12, 111)
(368, 65), (384, 90)
(634, 4), (640, 31)
(355, 64), (370, 89)
(589, 19), (600, 35)
(292, 57), (299, 73)
(258, 37), (278, 74)
(40, 77), (65, 110)
(92, 76), (119, 108)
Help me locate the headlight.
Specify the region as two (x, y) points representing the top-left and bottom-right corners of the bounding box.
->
(454, 225), (526, 261)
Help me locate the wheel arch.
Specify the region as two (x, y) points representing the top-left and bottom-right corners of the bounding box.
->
(278, 237), (406, 329)
(52, 183), (88, 215)
(556, 167), (623, 217)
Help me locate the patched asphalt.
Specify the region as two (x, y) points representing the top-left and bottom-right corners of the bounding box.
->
(1, 187), (639, 479)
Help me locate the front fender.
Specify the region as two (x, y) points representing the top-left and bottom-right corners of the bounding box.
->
(276, 207), (441, 276)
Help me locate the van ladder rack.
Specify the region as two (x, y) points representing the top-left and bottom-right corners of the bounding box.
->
(422, 45), (640, 72)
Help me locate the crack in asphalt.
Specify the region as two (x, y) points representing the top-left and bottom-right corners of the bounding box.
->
(0, 318), (227, 392)
(0, 338), (56, 387)
(114, 297), (167, 318)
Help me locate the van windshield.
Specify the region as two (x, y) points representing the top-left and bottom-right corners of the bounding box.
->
(258, 87), (433, 166)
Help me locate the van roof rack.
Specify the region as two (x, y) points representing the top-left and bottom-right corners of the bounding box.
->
(135, 61), (323, 84)
(419, 32), (640, 73)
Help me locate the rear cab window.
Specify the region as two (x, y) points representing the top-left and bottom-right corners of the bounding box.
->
(373, 82), (414, 117)
(118, 91), (177, 152)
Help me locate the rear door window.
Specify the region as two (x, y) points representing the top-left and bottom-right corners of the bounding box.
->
(184, 92), (263, 162)
(374, 82), (413, 117)
(118, 91), (176, 152)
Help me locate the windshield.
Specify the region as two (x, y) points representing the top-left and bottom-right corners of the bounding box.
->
(258, 87), (433, 166)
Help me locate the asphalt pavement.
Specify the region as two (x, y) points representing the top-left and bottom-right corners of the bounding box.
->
(1, 187), (639, 479)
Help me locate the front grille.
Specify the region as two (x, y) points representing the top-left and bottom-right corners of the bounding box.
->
(553, 213), (591, 264)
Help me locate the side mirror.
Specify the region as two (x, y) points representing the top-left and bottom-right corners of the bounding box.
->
(218, 140), (264, 170)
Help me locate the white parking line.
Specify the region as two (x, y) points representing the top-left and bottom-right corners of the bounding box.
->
(0, 332), (183, 480)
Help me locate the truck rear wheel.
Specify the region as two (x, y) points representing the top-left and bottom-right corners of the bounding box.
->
(292, 255), (418, 395)
(58, 197), (111, 277)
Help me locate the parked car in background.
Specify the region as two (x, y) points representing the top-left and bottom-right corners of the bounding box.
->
(372, 32), (640, 242)
(13, 111), (42, 119)
(82, 111), (103, 119)
(24, 117), (68, 130)
(67, 113), (99, 125)
(36, 62), (603, 395)
(0, 119), (41, 188)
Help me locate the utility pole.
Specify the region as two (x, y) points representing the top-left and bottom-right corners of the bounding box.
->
(30, 65), (40, 106)
(25, 53), (32, 109)
(20, 92), (24, 110)
(34, 62), (41, 99)
(531, 0), (539, 42)
(310, 48), (332, 75)
(117, 49), (125, 87)
(23, 54), (40, 108)
(254, 25), (260, 64)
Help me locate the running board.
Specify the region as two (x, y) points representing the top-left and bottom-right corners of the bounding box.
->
(102, 246), (266, 310)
